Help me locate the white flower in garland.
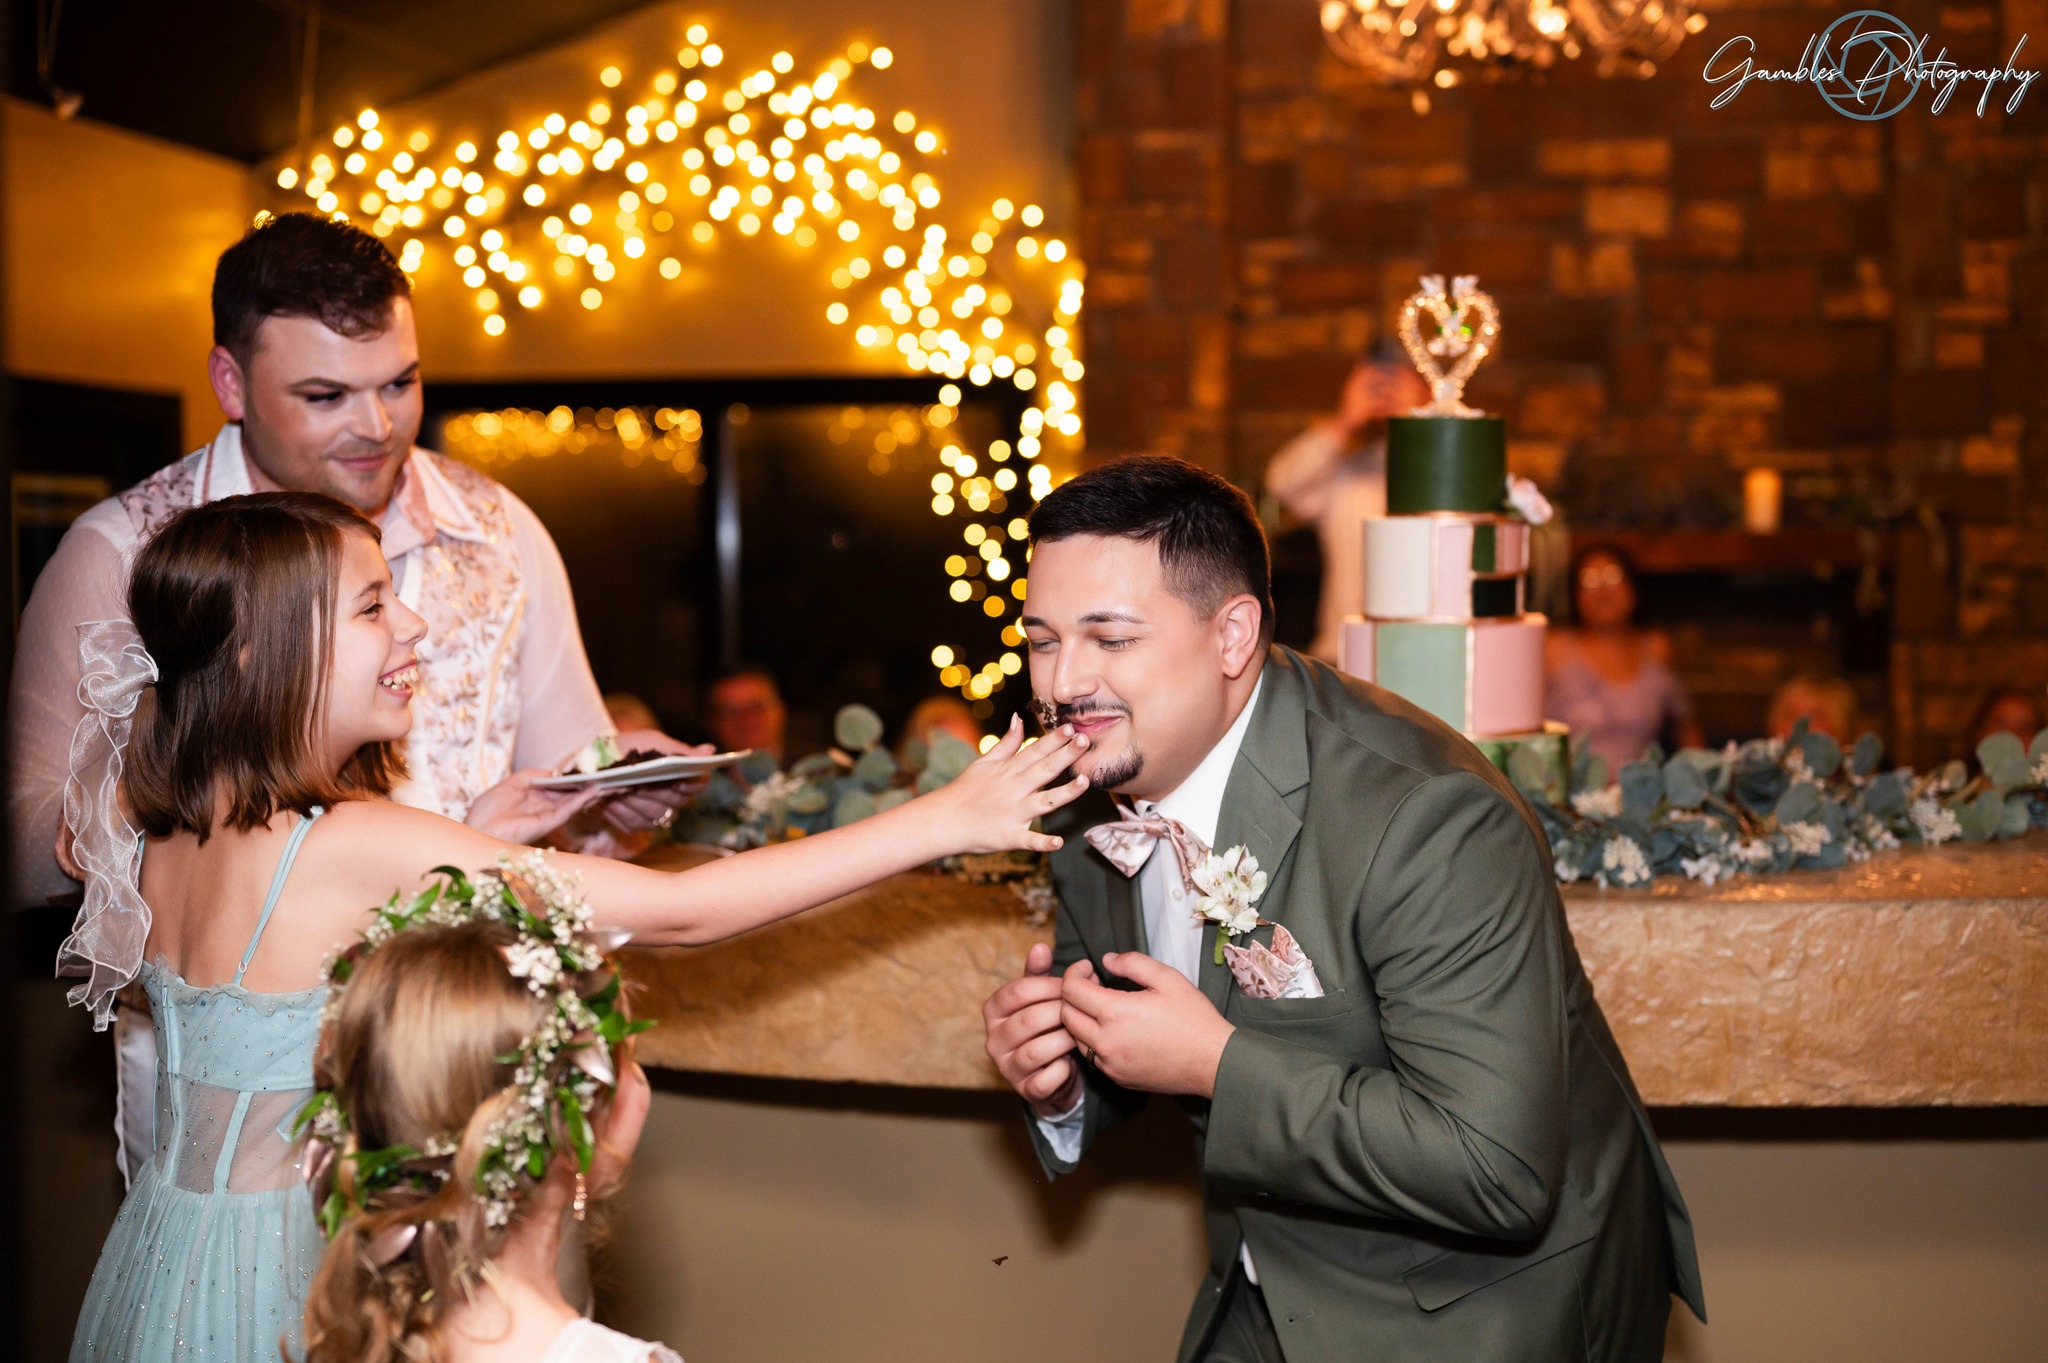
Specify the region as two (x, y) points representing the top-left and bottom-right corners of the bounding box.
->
(1680, 854), (1731, 886)
(1909, 797), (1962, 844)
(1571, 785), (1622, 818)
(1599, 836), (1652, 887)
(1734, 838), (1775, 865)
(1554, 855), (1584, 884)
(1784, 820), (1831, 858)
(740, 771), (806, 824)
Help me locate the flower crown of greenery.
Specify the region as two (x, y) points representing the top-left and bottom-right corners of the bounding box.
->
(296, 849), (651, 1243)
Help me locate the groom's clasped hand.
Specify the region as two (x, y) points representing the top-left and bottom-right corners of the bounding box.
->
(985, 941), (1236, 1113)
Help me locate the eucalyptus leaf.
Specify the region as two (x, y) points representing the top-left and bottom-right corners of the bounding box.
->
(790, 752), (842, 782)
(924, 732), (980, 783)
(2032, 727), (2048, 760)
(1797, 730), (1842, 781)
(1989, 752), (2035, 795)
(1850, 732), (1883, 777)
(1674, 747), (1727, 794)
(832, 788), (879, 827)
(852, 746), (899, 792)
(1775, 781), (1822, 825)
(786, 784), (830, 816)
(1735, 763), (1789, 816)
(1619, 762), (1664, 822)
(1977, 730), (2025, 780)
(874, 787), (913, 814)
(1661, 756), (1709, 810)
(834, 703), (885, 752)
(1864, 771), (1906, 816)
(1571, 750), (1610, 795)
(1938, 759), (1968, 791)
(901, 737), (929, 773)
(2001, 793), (2032, 839)
(735, 749), (781, 784)
(1958, 790), (2004, 843)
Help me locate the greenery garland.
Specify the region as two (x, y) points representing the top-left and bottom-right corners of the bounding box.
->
(1517, 723), (2048, 888)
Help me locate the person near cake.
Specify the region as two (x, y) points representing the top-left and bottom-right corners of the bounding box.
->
(1544, 544), (1703, 770)
(1264, 338), (1430, 665)
(982, 450), (1703, 1363)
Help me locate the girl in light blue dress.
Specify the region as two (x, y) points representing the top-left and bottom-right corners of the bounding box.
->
(60, 492), (1090, 1363)
(69, 812), (330, 1362)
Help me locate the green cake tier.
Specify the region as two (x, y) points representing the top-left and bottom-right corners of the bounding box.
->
(1387, 415), (1507, 514)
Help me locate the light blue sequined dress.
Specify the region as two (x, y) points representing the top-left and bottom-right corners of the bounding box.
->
(72, 809), (328, 1363)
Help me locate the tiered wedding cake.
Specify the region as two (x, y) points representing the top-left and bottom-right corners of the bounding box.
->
(1338, 275), (1567, 787)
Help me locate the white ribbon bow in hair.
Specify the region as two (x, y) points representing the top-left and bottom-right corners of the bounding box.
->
(58, 620), (159, 1030)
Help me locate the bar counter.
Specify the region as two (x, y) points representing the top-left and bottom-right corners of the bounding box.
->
(621, 838), (2048, 1107)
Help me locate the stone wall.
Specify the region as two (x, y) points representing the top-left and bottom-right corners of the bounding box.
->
(1072, 0), (2048, 761)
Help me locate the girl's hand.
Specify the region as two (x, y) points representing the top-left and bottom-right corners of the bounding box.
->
(923, 715), (1090, 855)
(465, 769), (607, 846)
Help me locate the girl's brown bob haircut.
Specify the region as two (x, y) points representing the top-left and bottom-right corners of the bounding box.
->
(125, 491), (405, 839)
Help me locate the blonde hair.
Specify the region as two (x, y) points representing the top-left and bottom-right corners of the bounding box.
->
(301, 922), (551, 1363)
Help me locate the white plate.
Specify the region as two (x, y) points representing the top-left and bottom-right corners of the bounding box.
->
(531, 750), (754, 792)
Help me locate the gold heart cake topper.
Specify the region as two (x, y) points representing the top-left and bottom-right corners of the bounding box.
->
(1397, 273), (1501, 417)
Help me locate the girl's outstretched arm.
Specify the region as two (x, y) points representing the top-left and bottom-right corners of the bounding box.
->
(369, 717), (1090, 946)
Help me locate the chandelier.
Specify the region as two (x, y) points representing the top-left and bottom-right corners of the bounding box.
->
(1319, 0), (1704, 99)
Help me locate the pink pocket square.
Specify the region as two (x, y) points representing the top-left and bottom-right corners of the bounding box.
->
(1223, 924), (1325, 1000)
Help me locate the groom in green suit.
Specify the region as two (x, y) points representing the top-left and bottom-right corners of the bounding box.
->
(983, 456), (1704, 1362)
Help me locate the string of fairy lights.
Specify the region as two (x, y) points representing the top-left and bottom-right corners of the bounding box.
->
(266, 25), (1081, 708)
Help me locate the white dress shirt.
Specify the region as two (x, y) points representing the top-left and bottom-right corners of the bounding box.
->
(1038, 672), (1266, 1280)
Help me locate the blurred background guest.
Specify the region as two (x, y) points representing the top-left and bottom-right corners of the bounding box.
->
(1264, 339), (1430, 663)
(1768, 674), (1860, 742)
(1547, 544), (1703, 769)
(898, 694), (983, 761)
(1968, 686), (2048, 750)
(707, 664), (789, 764)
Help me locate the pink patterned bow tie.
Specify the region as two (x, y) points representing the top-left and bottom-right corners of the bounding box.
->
(1083, 805), (1209, 887)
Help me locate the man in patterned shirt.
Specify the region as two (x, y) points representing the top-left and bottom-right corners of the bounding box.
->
(10, 212), (691, 1180)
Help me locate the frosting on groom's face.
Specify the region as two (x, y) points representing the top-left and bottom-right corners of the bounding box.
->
(1021, 534), (1262, 804)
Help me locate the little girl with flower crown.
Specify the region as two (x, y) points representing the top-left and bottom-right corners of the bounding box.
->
(301, 881), (669, 1363)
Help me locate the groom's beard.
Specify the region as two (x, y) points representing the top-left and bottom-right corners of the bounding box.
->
(1039, 698), (1145, 792)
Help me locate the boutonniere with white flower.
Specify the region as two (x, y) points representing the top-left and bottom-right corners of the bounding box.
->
(1190, 845), (1269, 965)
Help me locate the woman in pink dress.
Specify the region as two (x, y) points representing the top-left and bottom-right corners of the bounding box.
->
(1545, 546), (1703, 770)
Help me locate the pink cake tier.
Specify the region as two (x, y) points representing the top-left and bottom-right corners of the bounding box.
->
(1340, 615), (1548, 738)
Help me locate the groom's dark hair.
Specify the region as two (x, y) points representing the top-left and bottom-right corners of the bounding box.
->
(1028, 455), (1274, 643)
(213, 212), (411, 366)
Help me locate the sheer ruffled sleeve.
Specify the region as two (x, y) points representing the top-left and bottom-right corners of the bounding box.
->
(55, 620), (157, 1029)
(9, 511), (132, 907)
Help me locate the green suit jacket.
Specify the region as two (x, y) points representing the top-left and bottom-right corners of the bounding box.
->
(1029, 647), (1705, 1362)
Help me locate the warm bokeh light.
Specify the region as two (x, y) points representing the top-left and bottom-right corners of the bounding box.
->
(265, 24), (1083, 701)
